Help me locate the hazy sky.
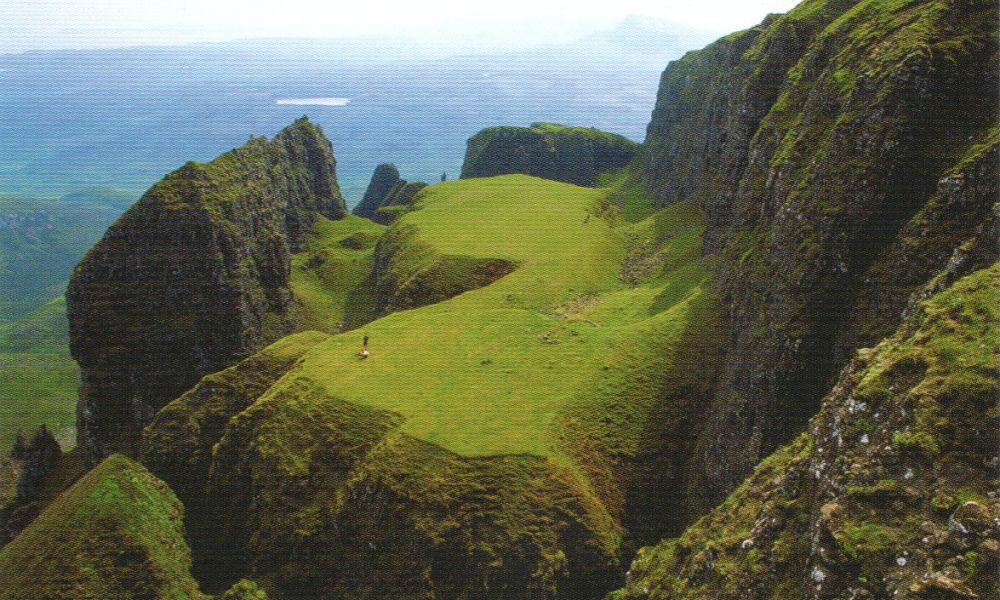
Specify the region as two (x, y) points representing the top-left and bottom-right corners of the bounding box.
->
(3, 0), (800, 54)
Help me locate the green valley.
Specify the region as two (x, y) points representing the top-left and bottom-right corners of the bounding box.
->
(1, 0), (997, 597)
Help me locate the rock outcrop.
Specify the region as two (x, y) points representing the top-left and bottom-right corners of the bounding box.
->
(0, 426), (68, 547)
(461, 122), (638, 186)
(13, 425), (60, 502)
(67, 117), (346, 459)
(353, 163), (404, 220)
(614, 263), (999, 599)
(353, 163), (428, 225)
(0, 454), (206, 600)
(639, 0), (999, 512)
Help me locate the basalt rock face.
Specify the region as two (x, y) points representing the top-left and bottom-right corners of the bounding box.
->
(67, 117), (345, 459)
(461, 123), (638, 187)
(640, 0), (999, 511)
(353, 164), (427, 225)
(353, 163), (403, 220)
(614, 263), (999, 599)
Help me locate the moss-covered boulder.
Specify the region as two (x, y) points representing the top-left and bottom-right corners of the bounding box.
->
(461, 123), (638, 187)
(613, 263), (999, 599)
(67, 117), (346, 458)
(0, 454), (205, 600)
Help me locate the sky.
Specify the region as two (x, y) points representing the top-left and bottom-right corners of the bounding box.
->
(2, 0), (800, 54)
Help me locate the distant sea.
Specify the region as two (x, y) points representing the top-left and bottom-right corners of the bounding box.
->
(0, 29), (705, 208)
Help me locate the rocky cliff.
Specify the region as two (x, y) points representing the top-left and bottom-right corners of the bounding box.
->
(67, 117), (346, 459)
(352, 163), (428, 225)
(353, 163), (404, 220)
(614, 262), (998, 599)
(639, 0), (998, 512)
(461, 122), (638, 186)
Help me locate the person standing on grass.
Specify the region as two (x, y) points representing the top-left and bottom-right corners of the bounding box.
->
(358, 335), (370, 358)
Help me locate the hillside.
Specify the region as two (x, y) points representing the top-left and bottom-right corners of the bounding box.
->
(0, 192), (127, 448)
(0, 195), (120, 323)
(139, 172), (721, 597)
(0, 298), (78, 449)
(0, 454), (205, 600)
(1, 0), (996, 596)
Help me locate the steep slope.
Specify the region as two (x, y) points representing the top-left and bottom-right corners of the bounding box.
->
(0, 454), (205, 600)
(353, 163), (404, 220)
(67, 117), (346, 458)
(143, 174), (723, 598)
(640, 0), (998, 510)
(461, 123), (638, 187)
(614, 262), (998, 599)
(287, 214), (385, 332)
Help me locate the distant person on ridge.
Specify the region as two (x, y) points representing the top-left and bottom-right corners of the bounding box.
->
(358, 335), (369, 358)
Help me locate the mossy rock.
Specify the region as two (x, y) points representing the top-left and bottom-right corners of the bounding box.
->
(613, 263), (999, 599)
(461, 123), (638, 187)
(0, 454), (205, 600)
(67, 117), (347, 458)
(641, 0), (999, 513)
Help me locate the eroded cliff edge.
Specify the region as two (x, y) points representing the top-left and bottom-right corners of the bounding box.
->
(614, 262), (998, 599)
(461, 122), (638, 187)
(639, 0), (998, 514)
(67, 117), (346, 458)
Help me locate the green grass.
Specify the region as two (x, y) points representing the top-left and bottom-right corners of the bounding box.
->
(138, 172), (716, 596)
(289, 214), (385, 332)
(0, 454), (205, 599)
(273, 174), (710, 467)
(598, 165), (658, 223)
(0, 297), (79, 450)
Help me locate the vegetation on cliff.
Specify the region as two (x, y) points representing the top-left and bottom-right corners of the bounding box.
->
(0, 454), (205, 600)
(461, 123), (638, 187)
(66, 117), (347, 458)
(614, 263), (999, 599)
(639, 0), (998, 514)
